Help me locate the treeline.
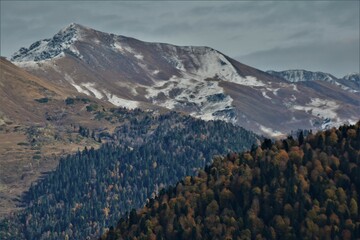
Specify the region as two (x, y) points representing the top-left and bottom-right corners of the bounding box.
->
(102, 121), (360, 240)
(0, 110), (257, 239)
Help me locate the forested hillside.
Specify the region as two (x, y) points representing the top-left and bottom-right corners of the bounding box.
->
(102, 122), (360, 240)
(0, 109), (257, 239)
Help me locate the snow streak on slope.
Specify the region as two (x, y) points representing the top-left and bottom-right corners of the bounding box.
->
(112, 41), (143, 60)
(82, 83), (104, 99)
(261, 91), (272, 100)
(64, 74), (90, 95)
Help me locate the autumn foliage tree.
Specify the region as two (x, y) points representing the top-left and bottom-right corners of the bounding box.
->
(103, 122), (360, 240)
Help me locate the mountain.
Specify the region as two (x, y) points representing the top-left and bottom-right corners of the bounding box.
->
(267, 69), (360, 93)
(101, 122), (360, 240)
(10, 23), (360, 136)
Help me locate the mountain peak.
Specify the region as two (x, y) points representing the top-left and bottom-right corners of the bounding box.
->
(61, 22), (90, 33)
(66, 22), (83, 28)
(10, 24), (83, 62)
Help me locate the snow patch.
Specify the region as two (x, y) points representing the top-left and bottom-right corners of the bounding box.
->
(103, 91), (139, 109)
(113, 42), (124, 52)
(71, 83), (90, 95)
(82, 83), (104, 99)
(283, 94), (297, 108)
(347, 119), (359, 125)
(261, 91), (272, 100)
(69, 45), (83, 59)
(112, 41), (144, 60)
(332, 81), (358, 93)
(269, 88), (280, 96)
(146, 74), (235, 122)
(12, 60), (40, 68)
(292, 98), (339, 119)
(291, 84), (298, 92)
(259, 125), (285, 138)
(134, 54), (144, 60)
(66, 80), (105, 99)
(64, 74), (91, 95)
(114, 81), (138, 96)
(194, 49), (265, 86)
(164, 54), (186, 71)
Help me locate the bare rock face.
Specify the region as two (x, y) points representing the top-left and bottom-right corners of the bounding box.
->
(11, 23), (360, 137)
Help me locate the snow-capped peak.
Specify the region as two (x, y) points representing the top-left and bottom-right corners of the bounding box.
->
(11, 23), (82, 62)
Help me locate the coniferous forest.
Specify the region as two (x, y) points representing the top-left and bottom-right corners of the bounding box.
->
(0, 109), (258, 239)
(101, 122), (360, 240)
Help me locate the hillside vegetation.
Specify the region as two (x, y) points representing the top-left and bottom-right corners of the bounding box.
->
(103, 122), (360, 240)
(0, 110), (257, 239)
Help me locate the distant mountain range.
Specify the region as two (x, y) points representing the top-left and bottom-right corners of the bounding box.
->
(9, 23), (360, 136)
(266, 70), (360, 93)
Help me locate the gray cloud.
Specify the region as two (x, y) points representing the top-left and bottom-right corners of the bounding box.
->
(0, 1), (359, 77)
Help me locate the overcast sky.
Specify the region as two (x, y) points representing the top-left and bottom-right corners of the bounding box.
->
(1, 1), (359, 77)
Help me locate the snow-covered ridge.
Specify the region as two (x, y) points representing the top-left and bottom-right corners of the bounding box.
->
(11, 23), (82, 62)
(343, 72), (360, 82)
(159, 46), (265, 87)
(267, 70), (359, 93)
(266, 70), (336, 83)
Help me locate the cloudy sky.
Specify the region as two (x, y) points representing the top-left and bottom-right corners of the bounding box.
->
(1, 1), (359, 77)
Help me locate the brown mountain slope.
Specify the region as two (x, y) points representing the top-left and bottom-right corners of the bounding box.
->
(0, 57), (70, 123)
(0, 58), (113, 217)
